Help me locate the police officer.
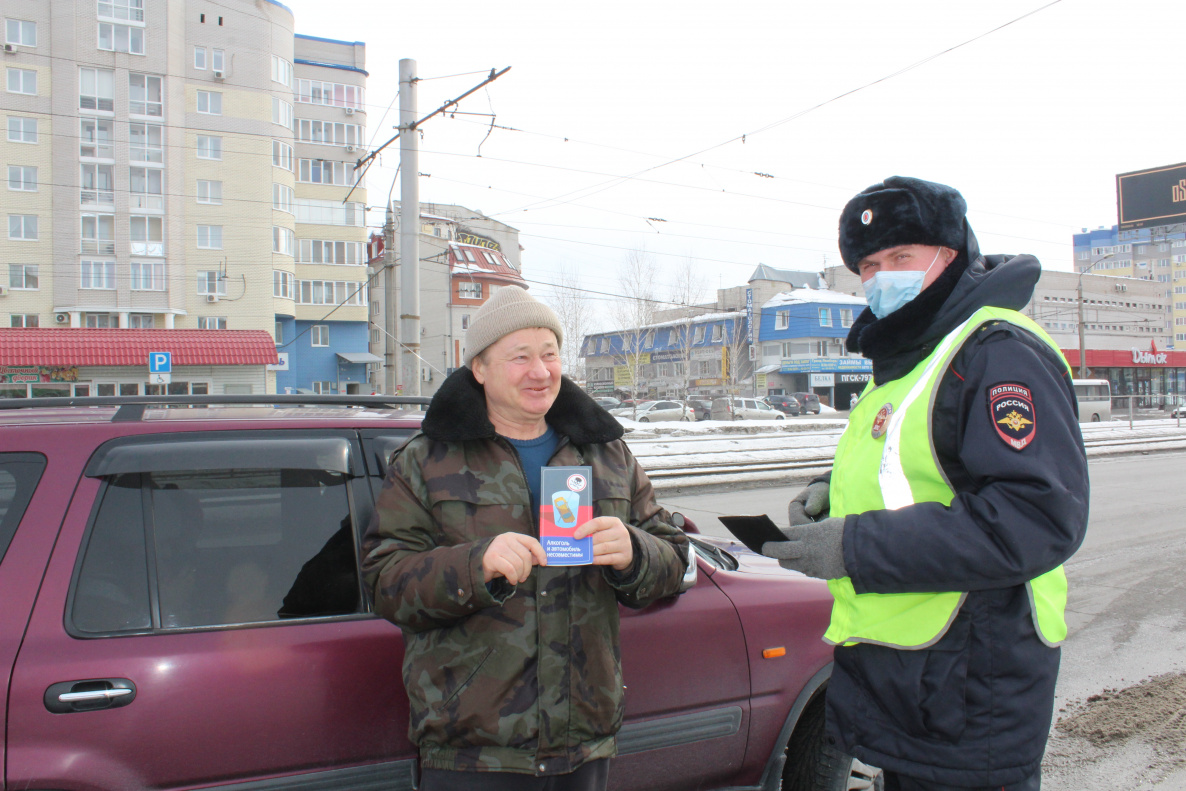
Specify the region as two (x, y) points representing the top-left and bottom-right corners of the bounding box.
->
(764, 177), (1089, 790)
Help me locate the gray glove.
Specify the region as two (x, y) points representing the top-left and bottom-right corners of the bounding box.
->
(761, 517), (847, 580)
(788, 480), (830, 526)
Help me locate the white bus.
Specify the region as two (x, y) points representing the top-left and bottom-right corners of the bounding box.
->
(1072, 379), (1111, 423)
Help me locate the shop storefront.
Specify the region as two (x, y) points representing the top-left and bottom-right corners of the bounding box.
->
(764, 357), (873, 407)
(0, 328), (279, 397)
(1062, 344), (1186, 408)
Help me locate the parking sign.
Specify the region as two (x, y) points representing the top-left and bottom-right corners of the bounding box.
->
(149, 352), (172, 385)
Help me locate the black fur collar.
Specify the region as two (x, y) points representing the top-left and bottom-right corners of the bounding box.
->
(845, 251), (970, 384)
(421, 367), (625, 445)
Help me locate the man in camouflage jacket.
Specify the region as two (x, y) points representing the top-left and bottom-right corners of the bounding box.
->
(362, 287), (688, 789)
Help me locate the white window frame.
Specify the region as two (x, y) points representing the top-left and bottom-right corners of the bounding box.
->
(273, 270), (295, 299)
(9, 263), (38, 289)
(272, 183), (294, 213)
(818, 308), (832, 327)
(80, 163), (114, 205)
(271, 55), (292, 87)
(293, 198), (363, 227)
(198, 316), (227, 330)
(129, 215), (163, 255)
(196, 179), (222, 204)
(311, 324), (329, 347)
(128, 313), (154, 328)
(129, 166), (163, 211)
(7, 67), (36, 96)
(272, 97), (293, 130)
(196, 90), (221, 115)
(127, 122), (163, 163)
(272, 226), (294, 256)
(297, 239), (364, 265)
(272, 140), (293, 171)
(458, 281), (482, 299)
(194, 46), (206, 70)
(211, 49), (224, 72)
(197, 270), (226, 296)
(775, 311), (789, 330)
(7, 116), (36, 143)
(8, 214), (37, 240)
(97, 0), (145, 22)
(10, 313), (39, 328)
(98, 22), (144, 55)
(196, 134), (222, 160)
(196, 225), (223, 249)
(80, 259), (116, 290)
(80, 213), (115, 254)
(130, 260), (165, 291)
(840, 308), (854, 328)
(5, 19), (36, 47)
(128, 73), (162, 117)
(9, 165), (37, 191)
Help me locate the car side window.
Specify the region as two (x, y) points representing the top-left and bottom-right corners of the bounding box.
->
(72, 437), (365, 635)
(0, 452), (46, 565)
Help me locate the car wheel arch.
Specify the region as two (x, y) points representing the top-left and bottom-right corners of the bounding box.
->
(752, 662), (833, 791)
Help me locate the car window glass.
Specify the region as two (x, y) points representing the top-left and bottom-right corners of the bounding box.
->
(73, 473), (152, 634)
(0, 453), (46, 565)
(150, 468), (360, 628)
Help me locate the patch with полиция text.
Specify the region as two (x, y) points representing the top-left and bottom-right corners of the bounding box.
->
(987, 382), (1036, 451)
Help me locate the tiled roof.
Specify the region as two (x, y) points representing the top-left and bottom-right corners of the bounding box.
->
(0, 329), (280, 366)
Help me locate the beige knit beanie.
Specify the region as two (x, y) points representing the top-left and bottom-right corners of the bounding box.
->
(463, 285), (564, 366)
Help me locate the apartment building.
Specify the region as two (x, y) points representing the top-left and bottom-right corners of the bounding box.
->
(1, 0), (368, 396)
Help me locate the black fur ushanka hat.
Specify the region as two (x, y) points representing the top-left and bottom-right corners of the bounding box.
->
(838, 176), (968, 273)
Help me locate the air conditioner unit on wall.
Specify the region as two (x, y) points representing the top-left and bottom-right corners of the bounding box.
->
(3, 44), (15, 54)
(206, 294), (220, 303)
(0, 285), (8, 297)
(344, 107), (355, 116)
(345, 145), (355, 153)
(213, 70), (224, 79)
(54, 313), (69, 324)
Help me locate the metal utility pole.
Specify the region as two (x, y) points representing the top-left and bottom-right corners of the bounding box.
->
(383, 201), (398, 394)
(1077, 253), (1113, 379)
(398, 58), (420, 396)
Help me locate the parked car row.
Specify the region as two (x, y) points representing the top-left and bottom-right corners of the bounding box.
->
(597, 393), (827, 421)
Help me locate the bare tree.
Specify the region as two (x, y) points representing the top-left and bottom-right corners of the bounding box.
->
(722, 313), (753, 396)
(668, 257), (709, 407)
(546, 265), (592, 384)
(611, 248), (660, 420)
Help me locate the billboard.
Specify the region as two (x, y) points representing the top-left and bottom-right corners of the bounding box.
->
(1117, 162), (1186, 230)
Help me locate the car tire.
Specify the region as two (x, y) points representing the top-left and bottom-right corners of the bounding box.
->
(1091, 414), (1101, 422)
(680, 415), (690, 421)
(776, 415), (785, 420)
(639, 417), (650, 423)
(782, 695), (883, 791)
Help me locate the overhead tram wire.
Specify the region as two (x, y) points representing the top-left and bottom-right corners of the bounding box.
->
(489, 0), (1066, 217)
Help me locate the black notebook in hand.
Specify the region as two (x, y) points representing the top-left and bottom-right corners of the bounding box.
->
(718, 514), (788, 555)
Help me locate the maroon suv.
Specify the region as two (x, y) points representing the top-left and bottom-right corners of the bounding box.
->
(0, 396), (875, 791)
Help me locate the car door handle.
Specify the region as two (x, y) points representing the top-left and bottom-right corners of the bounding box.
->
(44, 678), (137, 714)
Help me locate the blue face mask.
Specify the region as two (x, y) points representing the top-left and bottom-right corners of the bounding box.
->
(862, 247), (944, 319)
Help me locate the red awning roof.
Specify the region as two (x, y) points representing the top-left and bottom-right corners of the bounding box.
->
(0, 329), (280, 366)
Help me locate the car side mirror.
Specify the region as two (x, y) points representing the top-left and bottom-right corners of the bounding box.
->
(680, 543), (698, 593)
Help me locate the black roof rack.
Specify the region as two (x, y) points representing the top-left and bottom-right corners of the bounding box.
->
(0, 394), (433, 422)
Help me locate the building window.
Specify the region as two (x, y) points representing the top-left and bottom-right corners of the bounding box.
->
(211, 48), (224, 72)
(129, 73), (162, 116)
(271, 55), (292, 87)
(7, 68), (36, 95)
(80, 163), (114, 205)
(128, 313), (154, 328)
(129, 215), (163, 255)
(311, 325), (329, 347)
(818, 308), (832, 327)
(693, 325), (706, 343)
(97, 0), (144, 22)
(98, 23), (144, 55)
(80, 259), (116, 290)
(459, 281), (482, 299)
(297, 119), (362, 148)
(85, 313), (116, 328)
(293, 199), (363, 227)
(196, 90), (221, 115)
(196, 134), (222, 159)
(80, 214), (115, 254)
(298, 159), (355, 185)
(311, 380), (335, 394)
(196, 225), (223, 249)
(79, 118), (114, 159)
(272, 226), (294, 256)
(196, 179), (221, 204)
(275, 322), (284, 344)
(298, 280), (367, 306)
(196, 270), (226, 296)
(130, 260), (165, 290)
(712, 324), (723, 342)
(273, 270), (294, 299)
(10, 313), (38, 327)
(198, 317), (227, 330)
(9, 264), (38, 290)
(5, 19), (36, 46)
(128, 122), (163, 162)
(80, 69), (115, 111)
(272, 140), (293, 171)
(7, 116), (37, 143)
(8, 165), (37, 191)
(461, 314), (470, 330)
(297, 239), (364, 264)
(272, 97), (293, 130)
(296, 79), (363, 110)
(194, 46), (206, 70)
(840, 309), (853, 328)
(272, 183), (294, 213)
(8, 214), (37, 240)
(775, 311), (789, 330)
(129, 166), (163, 211)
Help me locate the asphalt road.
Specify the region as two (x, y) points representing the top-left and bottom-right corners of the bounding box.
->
(660, 451), (1186, 789)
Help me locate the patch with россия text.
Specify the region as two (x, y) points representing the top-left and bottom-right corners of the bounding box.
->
(987, 382), (1036, 451)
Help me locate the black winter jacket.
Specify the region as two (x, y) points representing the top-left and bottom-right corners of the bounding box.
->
(824, 229), (1090, 785)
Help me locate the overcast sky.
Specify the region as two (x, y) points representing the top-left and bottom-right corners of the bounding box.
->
(282, 0), (1185, 327)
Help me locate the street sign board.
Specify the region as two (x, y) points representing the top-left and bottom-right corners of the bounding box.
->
(149, 372), (172, 385)
(149, 352), (172, 373)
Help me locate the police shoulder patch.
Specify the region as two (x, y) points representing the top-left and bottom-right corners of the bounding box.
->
(987, 382), (1036, 451)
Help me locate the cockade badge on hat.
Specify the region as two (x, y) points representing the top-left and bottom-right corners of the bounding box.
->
(860, 209), (873, 225)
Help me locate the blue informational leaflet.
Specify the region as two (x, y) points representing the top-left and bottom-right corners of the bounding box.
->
(539, 466), (593, 566)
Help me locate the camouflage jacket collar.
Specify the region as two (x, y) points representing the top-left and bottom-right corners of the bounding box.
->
(422, 367), (625, 445)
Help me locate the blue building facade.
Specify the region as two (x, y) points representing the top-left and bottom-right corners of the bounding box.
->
(274, 319), (375, 394)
